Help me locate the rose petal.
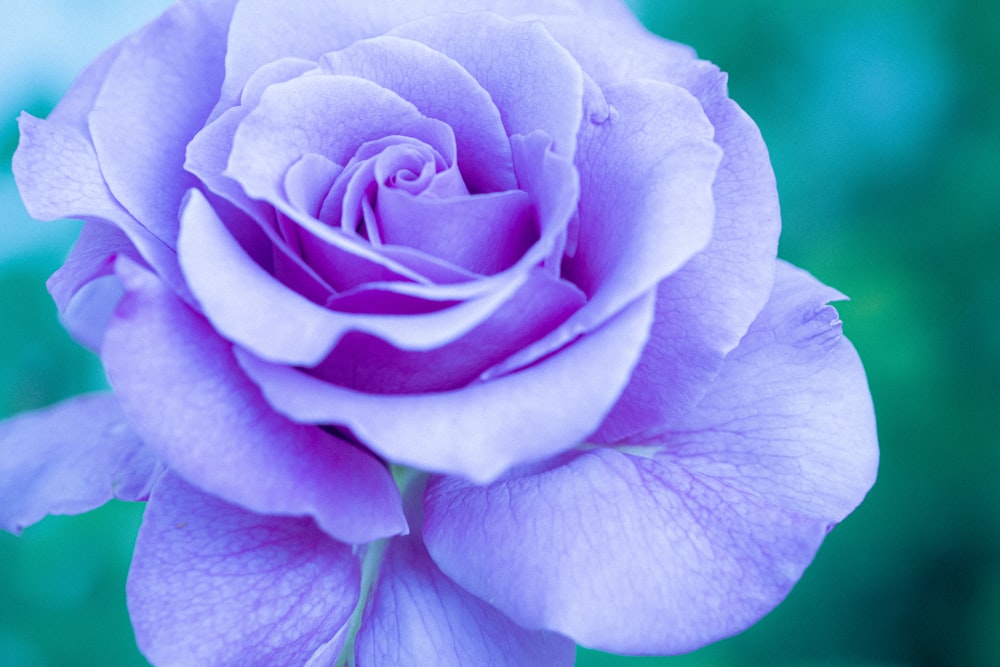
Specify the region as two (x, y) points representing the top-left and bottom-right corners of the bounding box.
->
(376, 189), (536, 275)
(46, 222), (133, 312)
(101, 257), (406, 543)
(185, 106), (265, 218)
(564, 77), (720, 326)
(537, 9), (696, 90)
(13, 113), (128, 223)
(650, 261), (879, 520)
(223, 126), (578, 322)
(227, 73), (428, 196)
(45, 222), (143, 351)
(217, 0), (586, 118)
(374, 245), (484, 285)
(218, 0), (370, 115)
(325, 127), (464, 233)
(596, 65), (782, 440)
(177, 189), (543, 366)
(506, 131), (582, 274)
(535, 18), (783, 444)
(316, 128), (580, 295)
(238, 291), (654, 483)
(187, 113), (340, 305)
(319, 35), (515, 193)
(390, 12), (583, 158)
(425, 447), (828, 655)
(355, 523), (574, 666)
(128, 473), (360, 667)
(0, 393), (162, 534)
(88, 0), (236, 246)
(287, 217), (433, 292)
(422, 261), (878, 654)
(241, 57), (317, 109)
(203, 191), (277, 277)
(13, 114), (189, 298)
(225, 72), (470, 283)
(311, 269), (585, 394)
(226, 9), (585, 160)
(284, 153), (345, 221)
(188, 55), (316, 214)
(488, 78), (721, 375)
(58, 274), (125, 352)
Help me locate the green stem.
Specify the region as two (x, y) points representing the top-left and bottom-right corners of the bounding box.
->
(335, 465), (427, 666)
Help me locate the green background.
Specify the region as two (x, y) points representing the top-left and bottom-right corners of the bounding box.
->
(2, 1), (998, 665)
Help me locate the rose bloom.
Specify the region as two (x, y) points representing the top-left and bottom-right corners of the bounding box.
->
(1, 0), (878, 665)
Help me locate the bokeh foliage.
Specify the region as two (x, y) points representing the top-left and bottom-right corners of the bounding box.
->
(2, 1), (998, 665)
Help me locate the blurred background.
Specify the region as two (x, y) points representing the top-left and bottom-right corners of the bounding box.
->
(1, 0), (997, 665)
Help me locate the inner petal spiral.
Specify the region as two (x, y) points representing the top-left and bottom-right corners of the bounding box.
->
(320, 132), (467, 246)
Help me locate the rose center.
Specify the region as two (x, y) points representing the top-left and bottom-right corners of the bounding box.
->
(318, 135), (468, 246)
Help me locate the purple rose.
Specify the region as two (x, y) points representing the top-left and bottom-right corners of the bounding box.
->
(2, 0), (878, 664)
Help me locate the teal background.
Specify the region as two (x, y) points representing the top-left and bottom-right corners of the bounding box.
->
(1, 1), (997, 665)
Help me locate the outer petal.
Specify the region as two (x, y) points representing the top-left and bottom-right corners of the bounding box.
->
(57, 275), (126, 352)
(388, 12), (584, 158)
(216, 0), (597, 117)
(43, 222), (134, 350)
(0, 393), (162, 534)
(13, 113), (127, 224)
(489, 78), (721, 375)
(537, 8), (696, 89)
(12, 114), (189, 297)
(101, 258), (406, 543)
(128, 473), (360, 667)
(88, 0), (236, 246)
(426, 448), (828, 654)
(355, 526), (574, 666)
(596, 65), (782, 440)
(423, 262), (878, 654)
(238, 291), (655, 483)
(563, 78), (720, 328)
(652, 261), (879, 520)
(46, 222), (133, 313)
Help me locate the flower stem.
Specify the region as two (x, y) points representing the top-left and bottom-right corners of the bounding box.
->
(336, 465), (427, 666)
